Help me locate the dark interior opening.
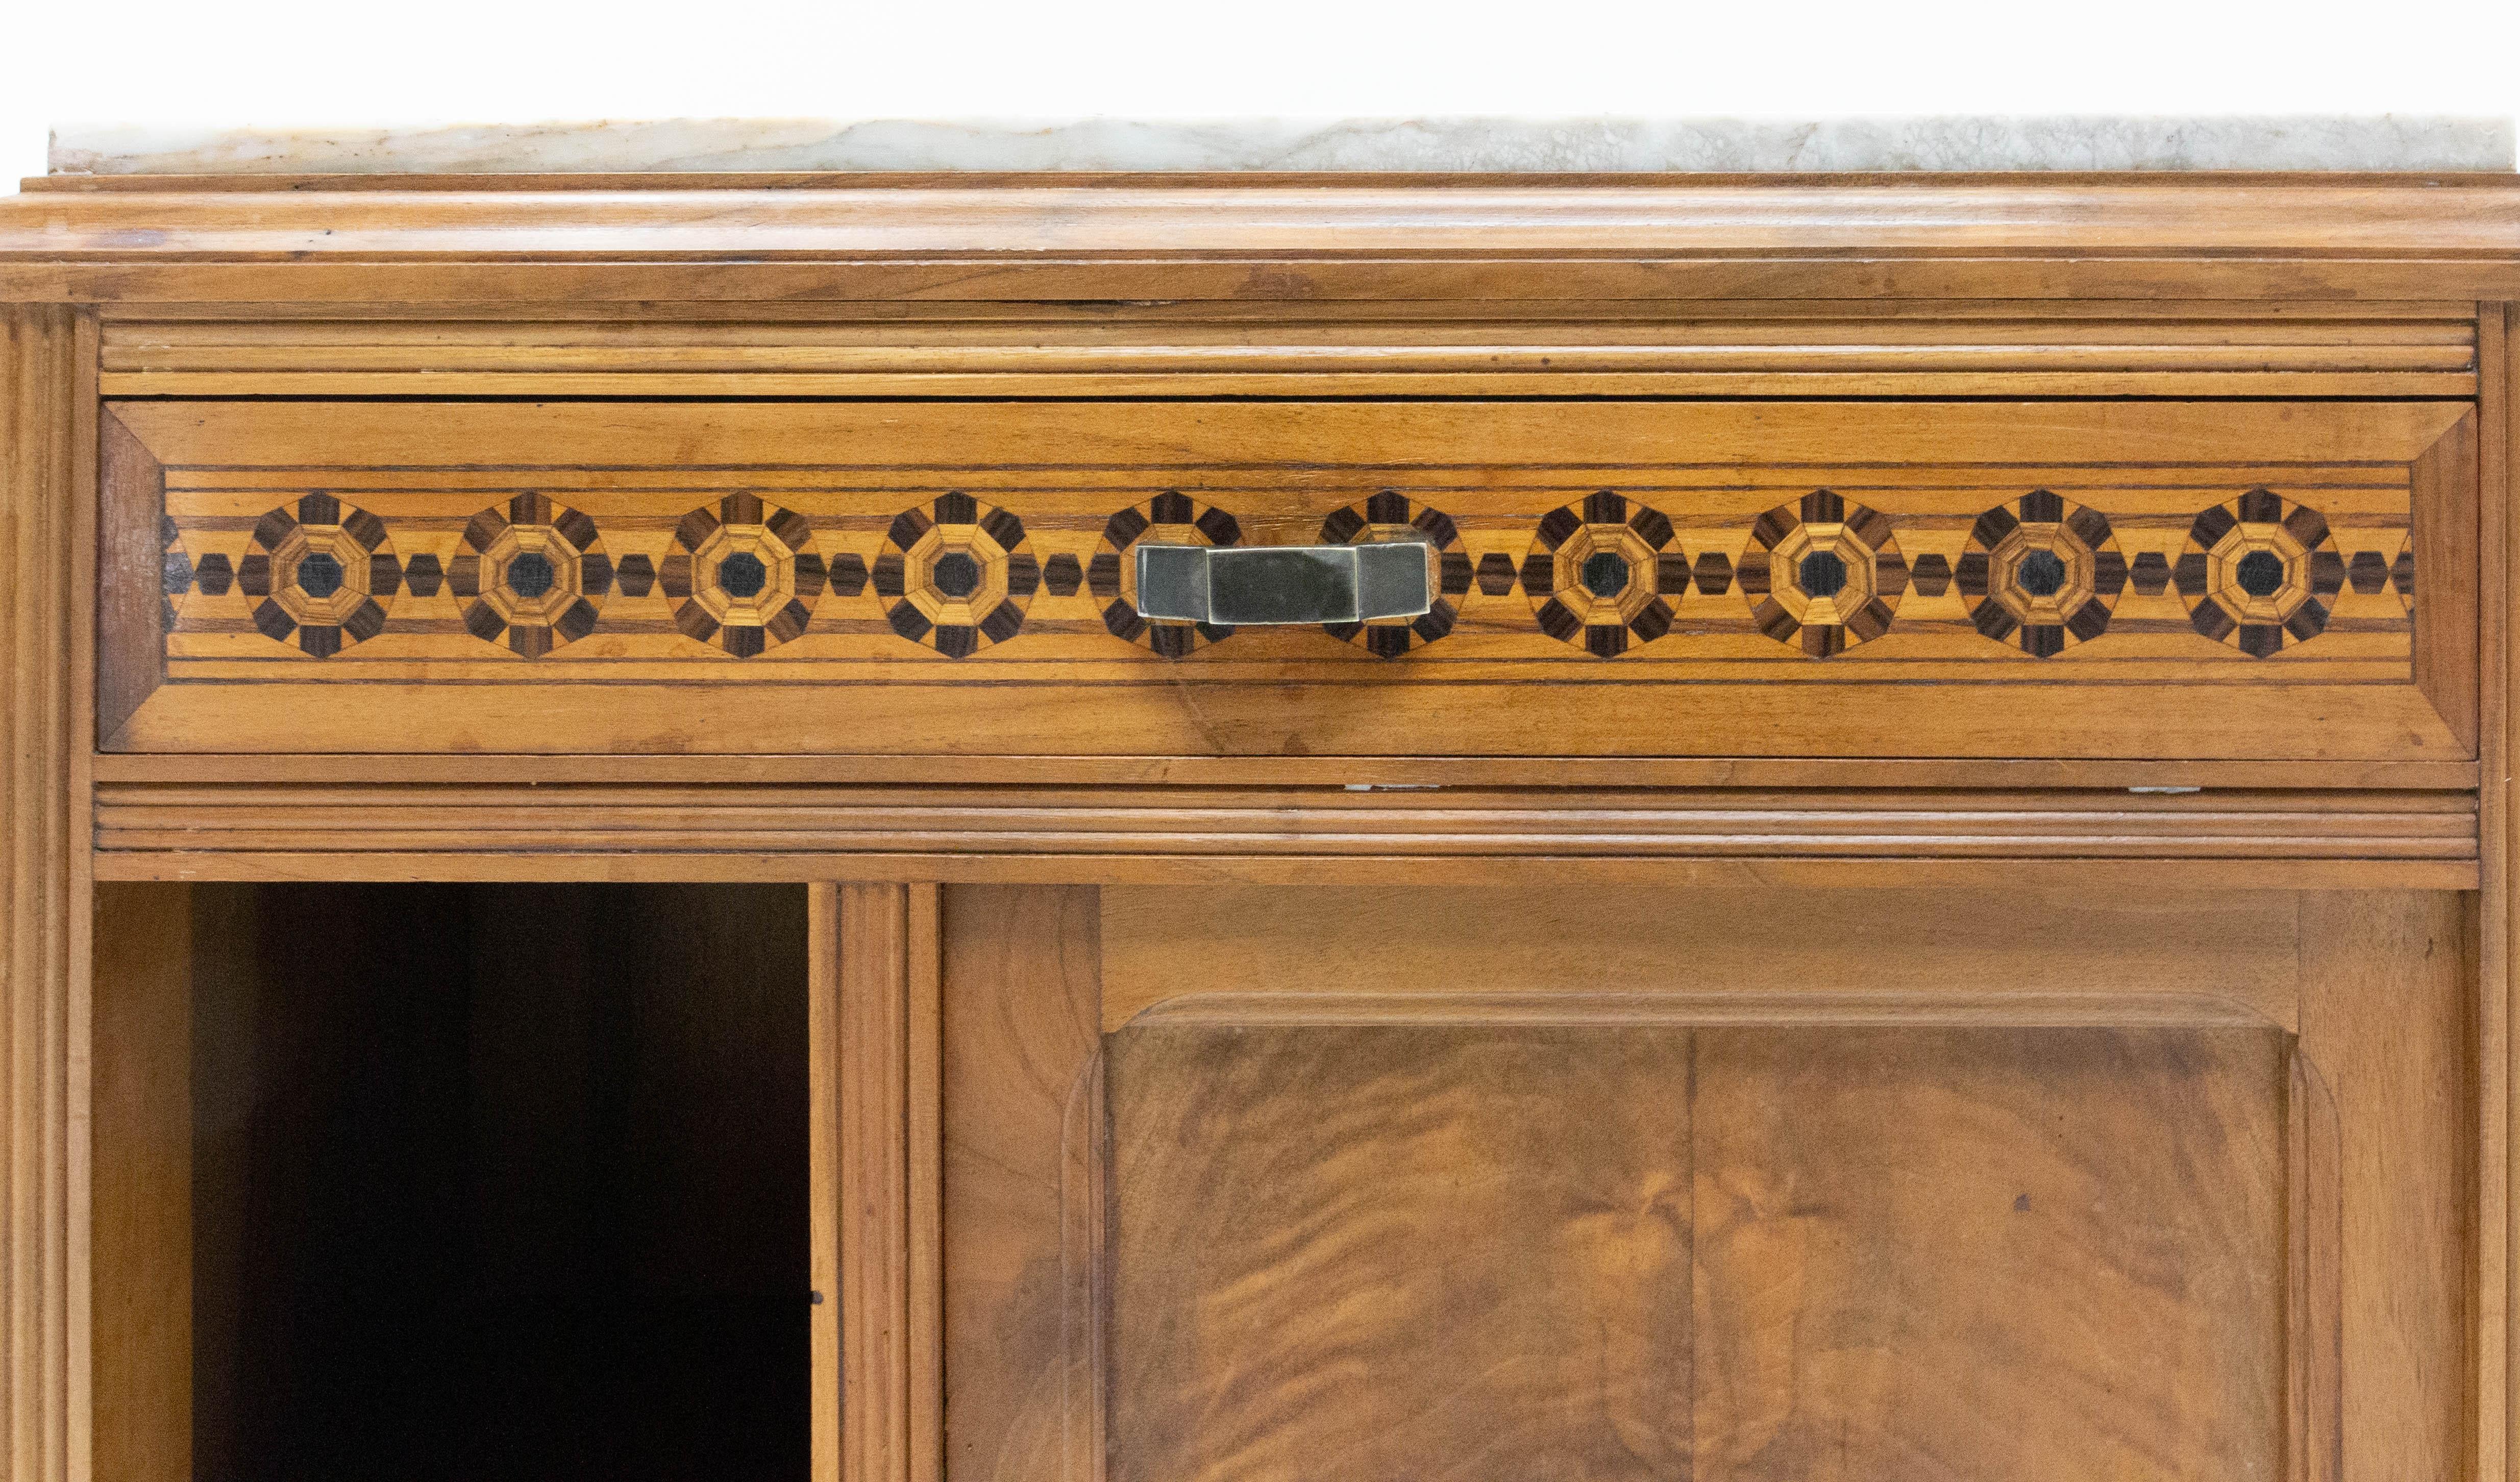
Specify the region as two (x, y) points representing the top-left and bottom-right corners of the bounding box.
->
(181, 881), (809, 1481)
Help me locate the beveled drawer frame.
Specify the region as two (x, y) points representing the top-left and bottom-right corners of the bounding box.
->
(4, 172), (2520, 1481)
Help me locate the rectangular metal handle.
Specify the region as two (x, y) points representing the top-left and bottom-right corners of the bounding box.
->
(1134, 541), (1433, 626)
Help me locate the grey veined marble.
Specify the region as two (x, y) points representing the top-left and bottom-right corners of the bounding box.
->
(48, 116), (2516, 176)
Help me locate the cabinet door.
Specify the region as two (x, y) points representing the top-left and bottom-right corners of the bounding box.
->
(827, 884), (2468, 1482)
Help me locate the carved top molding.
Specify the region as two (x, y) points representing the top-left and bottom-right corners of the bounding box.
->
(12, 178), (2520, 301)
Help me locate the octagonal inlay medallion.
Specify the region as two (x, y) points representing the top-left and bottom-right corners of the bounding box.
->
(1955, 490), (2128, 657)
(236, 493), (399, 658)
(1737, 490), (1908, 657)
(449, 493), (612, 657)
(661, 495), (828, 657)
(873, 492), (1042, 659)
(1521, 489), (1684, 659)
(2172, 489), (2346, 657)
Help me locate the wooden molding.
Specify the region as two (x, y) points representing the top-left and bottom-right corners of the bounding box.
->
(1121, 988), (2282, 1030)
(1, 305), (89, 1482)
(815, 884), (942, 1482)
(2451, 299), (2516, 1482)
(11, 180), (2520, 302)
(86, 781), (2481, 856)
(77, 852), (2484, 891)
(92, 411), (161, 749)
(85, 783), (2479, 886)
(2413, 408), (2484, 752)
(808, 887), (841, 1482)
(86, 752), (2483, 792)
(2290, 1050), (2346, 1482)
(93, 301), (2481, 400)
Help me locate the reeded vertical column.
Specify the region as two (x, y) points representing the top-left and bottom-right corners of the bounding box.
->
(813, 882), (943, 1482)
(2, 303), (87, 1482)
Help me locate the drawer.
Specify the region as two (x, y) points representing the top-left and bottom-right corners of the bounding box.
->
(97, 399), (2477, 762)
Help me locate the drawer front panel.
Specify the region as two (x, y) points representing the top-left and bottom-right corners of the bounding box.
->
(99, 400), (2475, 760)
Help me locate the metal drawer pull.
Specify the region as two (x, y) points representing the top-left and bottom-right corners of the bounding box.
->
(1134, 541), (1434, 626)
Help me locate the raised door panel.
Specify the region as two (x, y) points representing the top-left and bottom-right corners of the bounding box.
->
(1107, 1020), (2283, 1482)
(1683, 1026), (2284, 1480)
(101, 400), (2474, 762)
(923, 885), (2467, 1482)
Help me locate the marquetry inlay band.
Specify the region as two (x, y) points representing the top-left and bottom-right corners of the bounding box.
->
(1522, 490), (1687, 659)
(162, 485), (2418, 663)
(1738, 490), (1908, 658)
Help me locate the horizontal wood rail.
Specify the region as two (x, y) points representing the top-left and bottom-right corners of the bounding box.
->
(87, 783), (2478, 887)
(95, 301), (2480, 399)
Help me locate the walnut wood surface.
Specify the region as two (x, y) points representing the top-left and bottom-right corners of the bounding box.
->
(2300, 891), (2473, 1480)
(101, 398), (2468, 764)
(908, 885), (2475, 1480)
(90, 411), (159, 747)
(1, 305), (86, 1482)
(83, 784), (2482, 880)
(85, 883), (186, 1482)
(4, 177), (2515, 1482)
(12, 179), (2520, 303)
(825, 884), (943, 1482)
(1106, 1020), (2286, 1480)
(937, 886), (1100, 1482)
(1690, 1025), (2287, 1478)
(92, 301), (2481, 399)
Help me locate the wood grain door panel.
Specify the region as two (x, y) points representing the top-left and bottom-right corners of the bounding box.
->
(1107, 1021), (2284, 1482)
(101, 399), (2475, 762)
(924, 885), (2467, 1482)
(1685, 1025), (2285, 1481)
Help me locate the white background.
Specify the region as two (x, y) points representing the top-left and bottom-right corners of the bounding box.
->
(4, 0), (2519, 185)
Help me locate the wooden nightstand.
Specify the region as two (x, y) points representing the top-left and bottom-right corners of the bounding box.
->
(3, 171), (2514, 1481)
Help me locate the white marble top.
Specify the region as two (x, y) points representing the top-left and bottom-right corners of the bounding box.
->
(47, 115), (2517, 176)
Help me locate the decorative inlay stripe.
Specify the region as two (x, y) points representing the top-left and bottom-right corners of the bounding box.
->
(157, 487), (2418, 665)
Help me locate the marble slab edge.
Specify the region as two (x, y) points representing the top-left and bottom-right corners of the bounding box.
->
(46, 115), (2519, 177)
